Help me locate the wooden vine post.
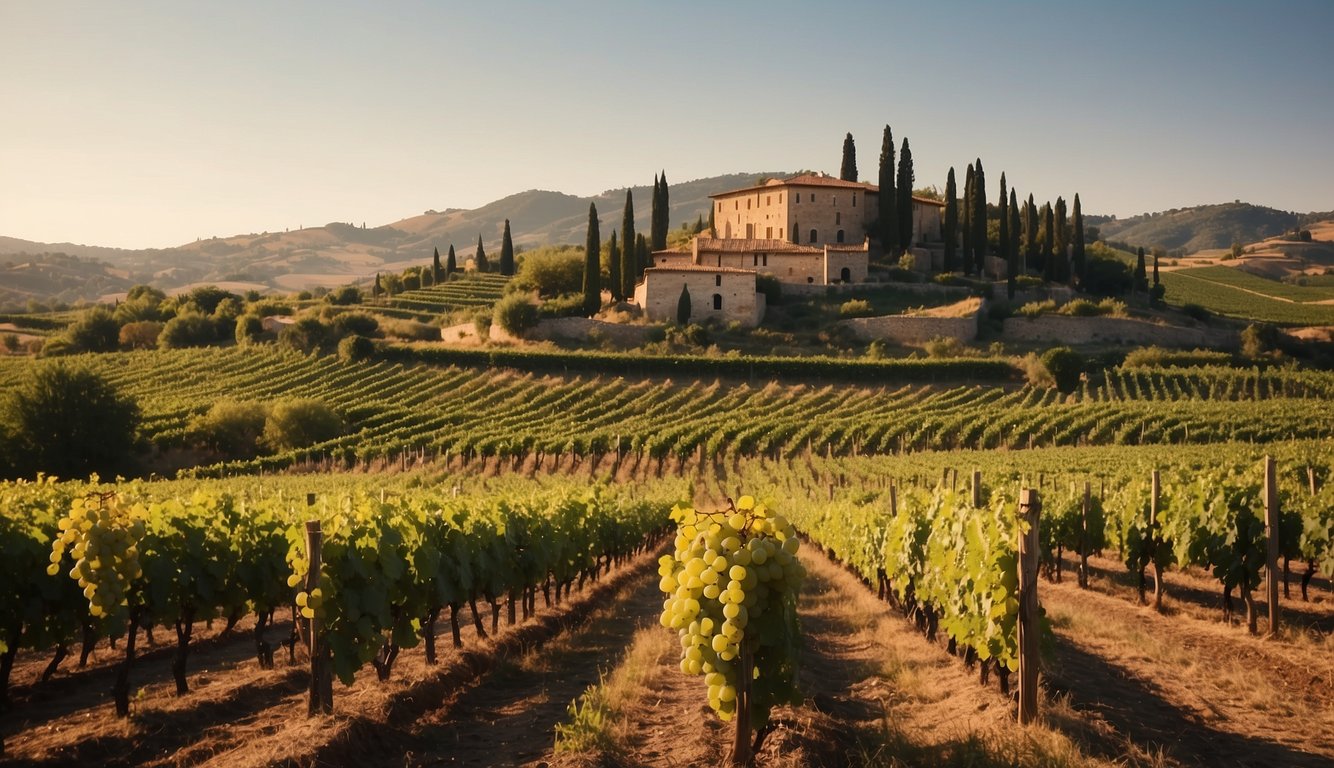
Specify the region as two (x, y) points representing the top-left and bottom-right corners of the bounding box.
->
(1150, 470), (1165, 612)
(1263, 455), (1281, 637)
(1078, 481), (1091, 588)
(304, 520), (333, 715)
(971, 469), (982, 508)
(1017, 488), (1041, 725)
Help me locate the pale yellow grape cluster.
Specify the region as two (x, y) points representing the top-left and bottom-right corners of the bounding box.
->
(658, 495), (802, 721)
(48, 496), (145, 620)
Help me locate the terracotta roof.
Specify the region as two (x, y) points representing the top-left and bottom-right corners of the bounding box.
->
(645, 265), (757, 275)
(912, 196), (946, 207)
(710, 173), (878, 198)
(693, 237), (822, 254)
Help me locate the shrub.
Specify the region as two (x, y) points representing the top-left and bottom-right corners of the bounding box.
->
(187, 399), (268, 457)
(472, 309), (492, 340)
(120, 320), (164, 350)
(510, 246), (585, 297)
(1180, 303), (1211, 323)
(493, 294), (540, 336)
(159, 312), (219, 349)
(337, 334), (375, 362)
(865, 339), (889, 359)
(0, 362), (141, 479)
(66, 307), (121, 352)
(1122, 346), (1233, 368)
(380, 319), (439, 341)
(331, 312), (379, 338)
(235, 315), (264, 345)
(538, 293), (585, 319)
(2, 333), (18, 353)
(1061, 299), (1100, 317)
(187, 285), (239, 315)
(325, 285), (363, 305)
(1241, 324), (1281, 359)
(278, 317), (330, 353)
(261, 398), (344, 452)
(923, 336), (965, 358)
(756, 274), (782, 305)
(1041, 346), (1083, 393)
(839, 299), (874, 318)
(1016, 300), (1057, 318)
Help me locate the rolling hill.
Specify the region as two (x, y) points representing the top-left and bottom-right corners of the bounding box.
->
(0, 172), (779, 305)
(1094, 202), (1300, 253)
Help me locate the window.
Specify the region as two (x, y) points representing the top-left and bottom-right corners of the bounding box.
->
(762, 254), (768, 267)
(765, 226), (772, 239)
(788, 267), (794, 275)
(836, 229), (845, 243)
(835, 212), (841, 225)
(712, 294), (722, 310)
(779, 194), (783, 204)
(717, 202), (722, 212)
(832, 195), (837, 206)
(752, 254), (758, 267)
(766, 195), (771, 205)
(715, 274), (722, 286)
(809, 229), (817, 243)
(794, 193), (799, 205)
(841, 267), (851, 282)
(734, 201), (738, 210)
(810, 193), (815, 202)
(747, 199), (751, 209)
(852, 194), (857, 207)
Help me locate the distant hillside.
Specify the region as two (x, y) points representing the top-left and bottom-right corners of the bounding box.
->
(1096, 202), (1300, 253)
(0, 252), (139, 310)
(0, 172), (781, 302)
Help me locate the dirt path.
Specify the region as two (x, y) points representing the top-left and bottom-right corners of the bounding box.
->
(1042, 577), (1334, 766)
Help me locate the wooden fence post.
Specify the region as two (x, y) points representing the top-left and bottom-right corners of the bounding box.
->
(304, 520), (331, 715)
(1079, 481), (1090, 588)
(1264, 455), (1280, 637)
(972, 470), (982, 509)
(889, 482), (898, 517)
(1018, 488), (1041, 725)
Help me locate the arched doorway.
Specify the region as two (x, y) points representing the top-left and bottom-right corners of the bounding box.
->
(840, 267), (851, 282)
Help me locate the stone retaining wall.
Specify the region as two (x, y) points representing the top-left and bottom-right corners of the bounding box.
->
(1001, 315), (1237, 348)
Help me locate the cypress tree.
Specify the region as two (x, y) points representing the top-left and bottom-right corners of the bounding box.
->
(446, 245), (457, 277)
(1153, 251), (1160, 288)
(840, 132), (857, 182)
(943, 167), (958, 273)
(372, 272), (381, 298)
(1072, 194), (1086, 288)
(652, 171), (670, 251)
(1042, 203), (1056, 282)
(608, 230), (622, 302)
(997, 173), (1009, 283)
(972, 159), (987, 273)
(1024, 194), (1038, 273)
(707, 206), (715, 237)
(1134, 247), (1149, 293)
(621, 189), (636, 298)
(499, 219), (515, 276)
(676, 283), (691, 325)
(635, 234), (649, 281)
(583, 203), (601, 316)
(877, 125), (898, 255)
(1008, 189), (1021, 298)
(432, 247), (442, 283)
(1054, 197), (1069, 284)
(474, 235), (488, 273)
(962, 164), (974, 273)
(896, 137), (914, 252)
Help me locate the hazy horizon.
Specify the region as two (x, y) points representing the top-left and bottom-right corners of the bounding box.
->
(3, 0), (1332, 250)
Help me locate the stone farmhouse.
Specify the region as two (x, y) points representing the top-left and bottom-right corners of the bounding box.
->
(633, 172), (946, 326)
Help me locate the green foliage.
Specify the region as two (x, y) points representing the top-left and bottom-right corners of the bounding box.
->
(331, 312), (379, 339)
(943, 166), (958, 273)
(474, 235), (489, 273)
(510, 246), (584, 298)
(159, 312), (219, 349)
(186, 286), (240, 316)
(337, 335), (375, 362)
(877, 125), (897, 253)
(839, 131), (857, 181)
(278, 317), (330, 354)
(234, 315), (263, 346)
(261, 398), (344, 452)
(1040, 347), (1083, 394)
(188, 399), (269, 457)
(583, 204), (601, 317)
(676, 284), (691, 325)
(0, 362), (140, 479)
(1241, 323), (1281, 359)
(896, 138), (915, 252)
(492, 294), (540, 336)
(838, 299), (874, 318)
(620, 191), (637, 299)
(499, 219), (515, 277)
(755, 274), (782, 306)
(1121, 346), (1234, 369)
(325, 285), (363, 306)
(120, 320), (164, 350)
(1096, 201), (1298, 253)
(64, 307), (121, 353)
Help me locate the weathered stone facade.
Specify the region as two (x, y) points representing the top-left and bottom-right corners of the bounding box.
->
(709, 173), (944, 248)
(682, 238), (868, 285)
(633, 266), (765, 327)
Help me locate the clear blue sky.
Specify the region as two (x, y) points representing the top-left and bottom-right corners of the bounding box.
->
(2, 0), (1331, 249)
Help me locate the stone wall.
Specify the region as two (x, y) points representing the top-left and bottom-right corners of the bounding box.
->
(488, 316), (657, 345)
(634, 268), (764, 327)
(1001, 315), (1238, 348)
(839, 300), (982, 345)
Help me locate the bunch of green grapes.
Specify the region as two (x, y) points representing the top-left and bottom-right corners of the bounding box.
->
(48, 495), (145, 622)
(658, 495), (803, 724)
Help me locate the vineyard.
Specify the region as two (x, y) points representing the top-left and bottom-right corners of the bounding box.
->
(1160, 267), (1334, 325)
(362, 274), (509, 321)
(1, 438), (1332, 765)
(1, 349), (1331, 480)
